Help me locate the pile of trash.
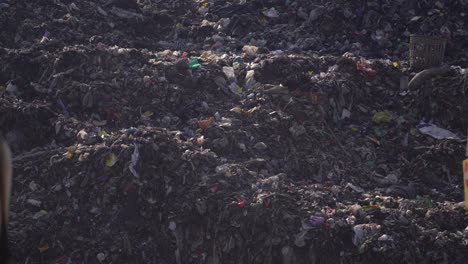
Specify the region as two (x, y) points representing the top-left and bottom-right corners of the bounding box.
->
(9, 126), (468, 263)
(1, 0), (467, 60)
(1, 0), (468, 263)
(207, 0), (468, 58)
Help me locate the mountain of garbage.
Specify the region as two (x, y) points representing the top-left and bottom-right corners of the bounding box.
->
(1, 0), (467, 263)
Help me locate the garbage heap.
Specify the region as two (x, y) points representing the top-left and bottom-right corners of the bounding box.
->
(1, 0), (467, 60)
(1, 0), (468, 263)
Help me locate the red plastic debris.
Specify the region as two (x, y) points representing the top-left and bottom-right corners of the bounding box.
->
(356, 63), (377, 77)
(210, 183), (218, 193)
(124, 182), (137, 193)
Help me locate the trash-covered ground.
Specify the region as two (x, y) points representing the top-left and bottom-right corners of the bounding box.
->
(1, 0), (468, 263)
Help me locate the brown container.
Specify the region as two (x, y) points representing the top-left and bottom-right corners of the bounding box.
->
(409, 35), (447, 69)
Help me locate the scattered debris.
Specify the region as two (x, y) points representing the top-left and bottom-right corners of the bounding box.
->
(1, 0), (468, 263)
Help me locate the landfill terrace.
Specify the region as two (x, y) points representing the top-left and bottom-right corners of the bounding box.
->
(1, 0), (468, 263)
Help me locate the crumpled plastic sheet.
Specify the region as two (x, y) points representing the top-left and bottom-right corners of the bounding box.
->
(129, 142), (139, 177)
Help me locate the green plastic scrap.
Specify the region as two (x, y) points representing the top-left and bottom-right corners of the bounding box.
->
(190, 58), (200, 69)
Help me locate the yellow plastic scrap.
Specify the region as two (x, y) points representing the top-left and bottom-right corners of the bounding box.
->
(200, 51), (212, 60)
(99, 130), (109, 137)
(38, 244), (49, 253)
(143, 111), (153, 117)
(105, 153), (118, 167)
(372, 111), (392, 124)
(64, 151), (73, 159)
(392, 61), (399, 67)
(64, 146), (77, 159)
(67, 146), (77, 152)
(230, 106), (243, 114)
